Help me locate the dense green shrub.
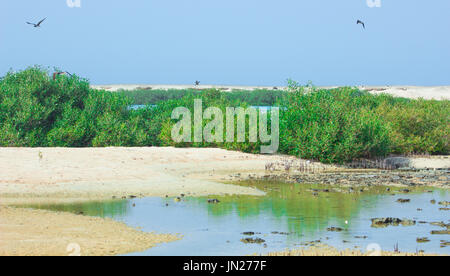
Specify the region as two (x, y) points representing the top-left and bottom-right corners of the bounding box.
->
(0, 66), (90, 146)
(278, 86), (392, 163)
(226, 89), (284, 106)
(0, 67), (152, 147)
(119, 88), (200, 105)
(120, 88), (284, 106)
(156, 89), (262, 153)
(0, 67), (448, 163)
(375, 99), (449, 154)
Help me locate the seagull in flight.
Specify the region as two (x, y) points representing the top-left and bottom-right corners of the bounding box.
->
(195, 80), (200, 86)
(357, 20), (365, 29)
(27, 18), (46, 28)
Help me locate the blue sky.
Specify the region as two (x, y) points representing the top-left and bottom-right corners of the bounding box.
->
(1, 0), (449, 86)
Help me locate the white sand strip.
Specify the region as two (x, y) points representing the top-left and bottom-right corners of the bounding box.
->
(91, 85), (450, 100)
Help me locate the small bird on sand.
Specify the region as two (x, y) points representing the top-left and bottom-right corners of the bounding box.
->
(27, 18), (46, 28)
(357, 20), (365, 29)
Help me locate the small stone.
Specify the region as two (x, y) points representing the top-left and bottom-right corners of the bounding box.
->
(240, 238), (265, 244)
(431, 230), (450, 235)
(429, 222), (449, 228)
(371, 217), (416, 228)
(207, 199), (220, 204)
(327, 227), (344, 232)
(397, 199), (411, 203)
(416, 237), (430, 243)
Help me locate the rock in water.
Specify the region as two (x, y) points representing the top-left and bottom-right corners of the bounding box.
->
(327, 227), (344, 232)
(416, 237), (430, 243)
(207, 199), (220, 204)
(240, 238), (265, 244)
(397, 199), (411, 203)
(431, 230), (450, 235)
(371, 217), (416, 228)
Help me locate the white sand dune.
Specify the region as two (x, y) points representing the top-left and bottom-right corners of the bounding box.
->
(91, 84), (450, 100)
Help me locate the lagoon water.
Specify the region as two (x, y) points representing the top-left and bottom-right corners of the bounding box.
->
(21, 182), (449, 256)
(129, 105), (273, 113)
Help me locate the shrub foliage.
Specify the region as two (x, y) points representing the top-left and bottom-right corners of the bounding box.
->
(0, 67), (448, 163)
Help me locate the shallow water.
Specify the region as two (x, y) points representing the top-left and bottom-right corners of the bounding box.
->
(20, 181), (449, 256)
(129, 105), (272, 112)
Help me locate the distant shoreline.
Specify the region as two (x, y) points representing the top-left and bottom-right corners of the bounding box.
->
(91, 85), (450, 100)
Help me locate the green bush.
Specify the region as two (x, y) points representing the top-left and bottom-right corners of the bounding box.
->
(0, 67), (448, 163)
(278, 86), (391, 163)
(120, 88), (284, 106)
(0, 66), (90, 146)
(0, 66), (152, 147)
(375, 99), (449, 154)
(156, 89), (261, 153)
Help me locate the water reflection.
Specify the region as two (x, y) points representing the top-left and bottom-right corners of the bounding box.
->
(18, 181), (450, 256)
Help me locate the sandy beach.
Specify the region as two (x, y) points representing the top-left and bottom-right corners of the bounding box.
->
(0, 147), (277, 205)
(2, 147), (448, 205)
(91, 85), (450, 100)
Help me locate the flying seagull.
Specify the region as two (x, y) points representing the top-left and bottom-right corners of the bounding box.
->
(357, 20), (365, 29)
(27, 18), (46, 28)
(195, 80), (200, 86)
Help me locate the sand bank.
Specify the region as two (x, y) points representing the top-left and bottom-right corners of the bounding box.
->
(0, 206), (179, 256)
(91, 84), (450, 100)
(0, 147), (278, 205)
(1, 148), (448, 205)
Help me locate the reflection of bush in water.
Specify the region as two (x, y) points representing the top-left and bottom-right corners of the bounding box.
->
(21, 200), (130, 218)
(200, 182), (380, 236)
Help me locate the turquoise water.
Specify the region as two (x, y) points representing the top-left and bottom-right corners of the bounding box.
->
(20, 182), (450, 256)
